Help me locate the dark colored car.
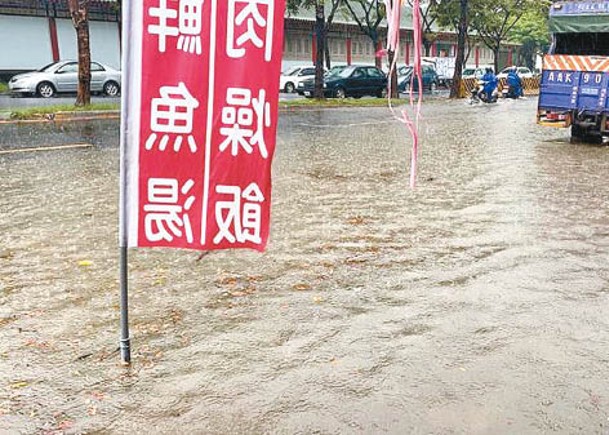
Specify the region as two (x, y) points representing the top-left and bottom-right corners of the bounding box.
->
(299, 65), (387, 98)
(397, 64), (439, 92)
(295, 65), (348, 95)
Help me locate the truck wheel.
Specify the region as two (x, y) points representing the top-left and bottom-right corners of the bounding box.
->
(571, 124), (583, 139)
(571, 124), (603, 144)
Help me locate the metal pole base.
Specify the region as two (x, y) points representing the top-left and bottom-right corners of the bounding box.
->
(119, 246), (131, 365)
(120, 337), (131, 365)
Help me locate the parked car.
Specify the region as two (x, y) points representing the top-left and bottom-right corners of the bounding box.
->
(294, 65), (349, 95)
(279, 65), (319, 94)
(8, 60), (121, 98)
(397, 64), (439, 92)
(299, 65), (387, 98)
(325, 64), (349, 77)
(497, 66), (534, 79)
(462, 67), (489, 79)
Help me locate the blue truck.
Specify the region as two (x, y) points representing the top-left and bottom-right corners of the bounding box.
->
(538, 0), (609, 142)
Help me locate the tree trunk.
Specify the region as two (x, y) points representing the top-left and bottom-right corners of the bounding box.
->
(314, 2), (325, 99)
(493, 46), (500, 73)
(373, 38), (383, 69)
(325, 43), (331, 70)
(450, 0), (468, 98)
(423, 39), (432, 57)
(69, 0), (91, 107)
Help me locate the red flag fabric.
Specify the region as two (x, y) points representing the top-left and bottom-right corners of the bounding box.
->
(120, 0), (285, 252)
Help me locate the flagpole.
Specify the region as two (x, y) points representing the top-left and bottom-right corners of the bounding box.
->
(118, 0), (132, 365)
(119, 246), (131, 363)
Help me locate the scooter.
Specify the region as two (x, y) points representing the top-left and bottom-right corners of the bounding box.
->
(469, 80), (498, 104)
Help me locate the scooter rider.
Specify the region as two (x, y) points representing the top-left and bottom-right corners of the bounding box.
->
(480, 67), (498, 101)
(506, 66), (524, 98)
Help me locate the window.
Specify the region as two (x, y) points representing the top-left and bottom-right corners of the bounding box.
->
(57, 63), (78, 74)
(286, 36), (293, 53)
(352, 68), (365, 78)
(366, 67), (383, 78)
(91, 62), (105, 72)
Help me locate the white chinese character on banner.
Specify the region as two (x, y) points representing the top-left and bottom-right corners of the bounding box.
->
(227, 0), (274, 61)
(146, 82), (199, 153)
(214, 183), (264, 245)
(148, 0), (204, 54)
(144, 178), (196, 243)
(219, 88), (270, 158)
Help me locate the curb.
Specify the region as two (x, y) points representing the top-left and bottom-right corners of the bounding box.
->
(54, 110), (120, 120)
(0, 110), (120, 124)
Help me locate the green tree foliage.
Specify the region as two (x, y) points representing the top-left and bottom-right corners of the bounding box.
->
(509, 2), (551, 70)
(468, 0), (538, 73)
(342, 0), (386, 68)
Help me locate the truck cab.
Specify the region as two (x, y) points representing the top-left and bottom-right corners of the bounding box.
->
(537, 0), (609, 143)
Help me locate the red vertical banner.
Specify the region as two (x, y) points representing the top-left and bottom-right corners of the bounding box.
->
(122, 0), (285, 252)
(207, 0), (284, 251)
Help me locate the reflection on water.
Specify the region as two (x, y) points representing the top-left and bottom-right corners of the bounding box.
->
(1, 99), (609, 434)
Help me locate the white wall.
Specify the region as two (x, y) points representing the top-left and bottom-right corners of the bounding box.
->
(0, 15), (54, 69)
(56, 19), (120, 69)
(0, 15), (120, 71)
(90, 21), (121, 69)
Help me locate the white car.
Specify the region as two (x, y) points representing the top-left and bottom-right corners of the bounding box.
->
(279, 65), (319, 93)
(497, 66), (534, 79)
(8, 60), (121, 98)
(462, 67), (489, 79)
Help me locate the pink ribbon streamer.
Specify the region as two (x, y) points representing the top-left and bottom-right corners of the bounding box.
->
(384, 0), (423, 189)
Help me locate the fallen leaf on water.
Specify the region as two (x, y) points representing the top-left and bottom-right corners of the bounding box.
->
(9, 381), (29, 389)
(90, 391), (105, 401)
(293, 283), (312, 291)
(78, 260), (93, 267)
(313, 296), (325, 304)
(347, 216), (367, 225)
(57, 420), (74, 431)
(219, 276), (238, 286)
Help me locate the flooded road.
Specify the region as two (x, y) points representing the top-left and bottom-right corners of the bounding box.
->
(1, 98), (609, 434)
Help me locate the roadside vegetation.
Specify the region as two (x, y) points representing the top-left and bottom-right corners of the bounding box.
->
(0, 98), (450, 121)
(280, 96), (442, 109)
(6, 102), (119, 120)
(0, 82), (8, 94)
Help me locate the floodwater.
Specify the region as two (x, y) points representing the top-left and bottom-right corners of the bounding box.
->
(1, 98), (609, 434)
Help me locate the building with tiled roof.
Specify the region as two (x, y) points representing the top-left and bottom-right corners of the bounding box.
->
(0, 0), (512, 78)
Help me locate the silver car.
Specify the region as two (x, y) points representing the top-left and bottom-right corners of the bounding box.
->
(8, 60), (121, 98)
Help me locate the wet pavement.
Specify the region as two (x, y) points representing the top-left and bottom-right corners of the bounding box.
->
(1, 98), (609, 434)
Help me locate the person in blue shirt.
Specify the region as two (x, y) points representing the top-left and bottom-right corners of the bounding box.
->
(480, 67), (498, 101)
(506, 66), (524, 98)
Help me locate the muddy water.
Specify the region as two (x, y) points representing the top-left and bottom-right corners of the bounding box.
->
(1, 99), (609, 434)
